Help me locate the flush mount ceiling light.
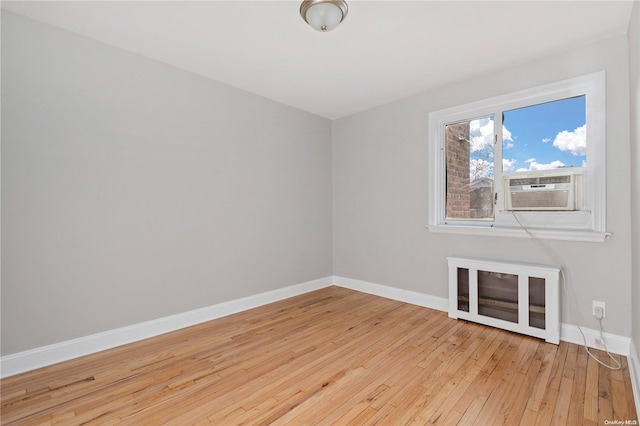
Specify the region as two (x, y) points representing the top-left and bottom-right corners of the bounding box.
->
(300, 0), (348, 32)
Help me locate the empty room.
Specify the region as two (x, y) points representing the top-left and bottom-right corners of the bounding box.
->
(1, 1), (639, 424)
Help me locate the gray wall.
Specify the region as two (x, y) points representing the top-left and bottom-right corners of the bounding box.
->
(333, 34), (633, 337)
(1, 11), (333, 355)
(2, 7), (637, 359)
(629, 1), (640, 360)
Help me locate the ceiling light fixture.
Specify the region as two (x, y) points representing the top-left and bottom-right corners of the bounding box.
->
(300, 0), (348, 32)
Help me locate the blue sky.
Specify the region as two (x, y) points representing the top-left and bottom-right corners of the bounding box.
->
(503, 96), (586, 172)
(468, 96), (586, 179)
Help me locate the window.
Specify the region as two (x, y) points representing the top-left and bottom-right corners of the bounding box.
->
(428, 72), (608, 242)
(445, 115), (495, 220)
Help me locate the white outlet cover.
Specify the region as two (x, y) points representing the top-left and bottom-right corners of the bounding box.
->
(592, 301), (605, 318)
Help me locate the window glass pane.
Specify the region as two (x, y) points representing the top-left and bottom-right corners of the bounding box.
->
(502, 96), (586, 174)
(445, 116), (494, 219)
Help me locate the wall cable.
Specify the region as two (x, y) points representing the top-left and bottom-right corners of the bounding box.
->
(510, 211), (621, 370)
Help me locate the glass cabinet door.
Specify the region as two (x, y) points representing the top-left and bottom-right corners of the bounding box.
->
(529, 277), (546, 329)
(457, 268), (469, 312)
(477, 270), (518, 323)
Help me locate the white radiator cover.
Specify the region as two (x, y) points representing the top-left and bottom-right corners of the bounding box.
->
(448, 257), (560, 344)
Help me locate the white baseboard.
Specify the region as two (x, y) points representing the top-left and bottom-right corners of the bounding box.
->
(0, 276), (333, 378)
(332, 276), (633, 357)
(2, 273), (635, 396)
(560, 323), (631, 356)
(629, 340), (640, 417)
(333, 276), (449, 312)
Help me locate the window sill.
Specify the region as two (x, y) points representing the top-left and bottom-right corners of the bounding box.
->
(426, 224), (611, 243)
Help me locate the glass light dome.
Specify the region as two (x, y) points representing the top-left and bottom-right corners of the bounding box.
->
(300, 0), (348, 32)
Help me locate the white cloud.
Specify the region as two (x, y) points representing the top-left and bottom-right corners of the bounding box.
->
(468, 119), (515, 151)
(542, 137), (551, 143)
(553, 124), (586, 156)
(503, 126), (513, 143)
(503, 158), (517, 172)
(517, 159), (566, 172)
(469, 118), (494, 153)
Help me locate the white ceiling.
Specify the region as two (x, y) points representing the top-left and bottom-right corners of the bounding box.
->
(1, 1), (634, 119)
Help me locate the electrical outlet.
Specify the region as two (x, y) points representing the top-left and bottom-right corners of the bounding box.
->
(592, 301), (605, 319)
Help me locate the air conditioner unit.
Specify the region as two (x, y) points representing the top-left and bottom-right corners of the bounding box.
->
(505, 170), (584, 211)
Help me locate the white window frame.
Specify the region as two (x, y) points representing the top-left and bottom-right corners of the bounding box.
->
(427, 71), (609, 242)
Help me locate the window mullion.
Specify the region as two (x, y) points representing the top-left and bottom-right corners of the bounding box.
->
(494, 111), (504, 223)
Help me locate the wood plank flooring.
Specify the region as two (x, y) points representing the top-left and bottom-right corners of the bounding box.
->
(1, 286), (637, 425)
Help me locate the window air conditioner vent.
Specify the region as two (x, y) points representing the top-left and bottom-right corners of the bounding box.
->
(505, 171), (583, 211)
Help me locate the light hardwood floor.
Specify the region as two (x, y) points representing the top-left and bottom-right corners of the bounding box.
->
(1, 286), (637, 425)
